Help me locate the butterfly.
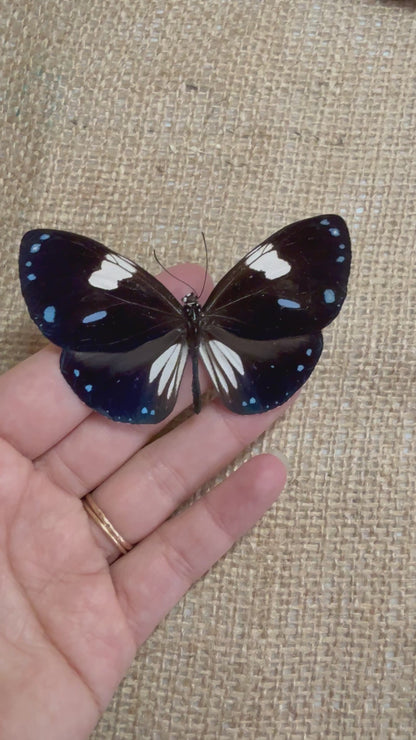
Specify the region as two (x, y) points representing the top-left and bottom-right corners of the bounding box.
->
(19, 215), (351, 424)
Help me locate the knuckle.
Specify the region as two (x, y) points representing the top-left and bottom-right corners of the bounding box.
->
(143, 451), (189, 508)
(201, 495), (234, 547)
(34, 448), (86, 496)
(158, 531), (196, 587)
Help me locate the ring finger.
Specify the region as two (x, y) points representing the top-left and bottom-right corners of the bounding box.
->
(83, 397), (291, 562)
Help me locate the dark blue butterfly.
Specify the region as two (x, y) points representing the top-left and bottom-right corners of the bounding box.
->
(19, 215), (351, 424)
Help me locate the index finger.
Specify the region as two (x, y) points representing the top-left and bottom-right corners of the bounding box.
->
(0, 264), (209, 459)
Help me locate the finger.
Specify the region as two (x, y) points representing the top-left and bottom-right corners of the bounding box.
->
(0, 345), (88, 459)
(0, 264), (211, 459)
(81, 397), (294, 561)
(34, 358), (210, 495)
(111, 454), (287, 645)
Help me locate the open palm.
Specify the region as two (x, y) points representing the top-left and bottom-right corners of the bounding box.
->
(0, 266), (287, 740)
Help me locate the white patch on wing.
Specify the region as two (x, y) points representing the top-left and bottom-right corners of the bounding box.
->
(209, 340), (244, 388)
(200, 340), (245, 397)
(149, 343), (187, 398)
(245, 243), (291, 280)
(166, 344), (188, 399)
(199, 345), (222, 394)
(149, 344), (177, 384)
(89, 253), (137, 290)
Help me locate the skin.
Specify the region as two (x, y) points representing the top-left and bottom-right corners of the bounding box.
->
(0, 264), (290, 740)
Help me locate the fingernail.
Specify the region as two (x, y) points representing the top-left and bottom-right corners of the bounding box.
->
(272, 448), (290, 471)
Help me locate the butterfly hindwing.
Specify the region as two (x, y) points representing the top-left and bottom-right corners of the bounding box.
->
(19, 230), (184, 352)
(60, 329), (188, 423)
(200, 327), (323, 414)
(203, 215), (350, 340)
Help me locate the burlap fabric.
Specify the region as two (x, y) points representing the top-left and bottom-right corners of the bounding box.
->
(1, 0), (415, 737)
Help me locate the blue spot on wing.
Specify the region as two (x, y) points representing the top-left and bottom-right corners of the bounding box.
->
(27, 273), (36, 281)
(85, 384), (93, 392)
(324, 289), (335, 304)
(30, 244), (41, 253)
(43, 305), (56, 323)
(278, 298), (301, 309)
(82, 310), (108, 324)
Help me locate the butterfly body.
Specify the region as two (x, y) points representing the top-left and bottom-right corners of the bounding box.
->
(19, 215), (351, 424)
(182, 291), (203, 414)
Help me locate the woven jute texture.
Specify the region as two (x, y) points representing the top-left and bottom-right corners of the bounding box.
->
(1, 0), (415, 737)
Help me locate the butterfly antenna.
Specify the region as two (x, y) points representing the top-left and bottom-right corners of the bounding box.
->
(153, 250), (196, 294)
(197, 231), (209, 299)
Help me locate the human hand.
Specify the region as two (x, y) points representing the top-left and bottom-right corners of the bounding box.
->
(0, 264), (288, 740)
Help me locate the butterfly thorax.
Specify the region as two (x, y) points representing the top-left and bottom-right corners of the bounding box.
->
(182, 292), (203, 347)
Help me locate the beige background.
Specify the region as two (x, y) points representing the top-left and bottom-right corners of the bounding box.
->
(1, 0), (415, 737)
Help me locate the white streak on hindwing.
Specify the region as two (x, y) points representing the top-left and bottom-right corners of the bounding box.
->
(167, 344), (188, 399)
(149, 342), (187, 399)
(199, 344), (222, 393)
(200, 339), (245, 397)
(199, 344), (223, 393)
(245, 243), (291, 280)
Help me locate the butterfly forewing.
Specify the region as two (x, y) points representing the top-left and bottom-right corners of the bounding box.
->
(200, 327), (323, 413)
(19, 230), (185, 352)
(202, 215), (350, 340)
(60, 329), (188, 423)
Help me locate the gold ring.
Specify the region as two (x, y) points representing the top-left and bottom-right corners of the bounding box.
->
(82, 493), (133, 556)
